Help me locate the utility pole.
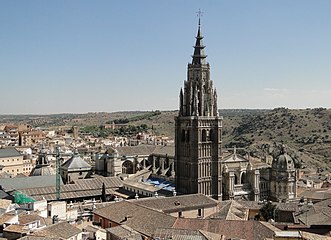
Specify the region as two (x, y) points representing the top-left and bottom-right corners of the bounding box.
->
(56, 145), (61, 200)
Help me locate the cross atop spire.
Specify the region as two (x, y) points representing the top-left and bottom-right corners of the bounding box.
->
(196, 9), (204, 26)
(192, 9), (207, 65)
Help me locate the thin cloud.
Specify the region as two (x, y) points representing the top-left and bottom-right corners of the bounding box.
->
(263, 88), (289, 92)
(263, 88), (290, 98)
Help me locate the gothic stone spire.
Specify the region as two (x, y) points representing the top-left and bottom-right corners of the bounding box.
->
(175, 16), (223, 200)
(192, 21), (207, 65)
(179, 19), (218, 117)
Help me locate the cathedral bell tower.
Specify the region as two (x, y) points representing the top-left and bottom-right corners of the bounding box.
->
(175, 18), (222, 200)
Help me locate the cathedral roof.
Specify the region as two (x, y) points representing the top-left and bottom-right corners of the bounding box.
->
(61, 150), (91, 170)
(30, 146), (55, 176)
(0, 175), (62, 192)
(30, 165), (56, 176)
(0, 148), (22, 158)
(272, 153), (294, 171)
(222, 153), (248, 163)
(112, 145), (174, 157)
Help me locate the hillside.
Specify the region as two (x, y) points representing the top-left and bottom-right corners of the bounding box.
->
(223, 108), (331, 171)
(1, 108), (330, 170)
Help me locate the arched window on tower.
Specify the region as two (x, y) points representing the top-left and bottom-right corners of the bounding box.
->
(181, 130), (185, 142)
(234, 173), (238, 185)
(122, 160), (134, 174)
(209, 130), (213, 142)
(186, 131), (190, 142)
(241, 172), (247, 184)
(201, 129), (207, 142)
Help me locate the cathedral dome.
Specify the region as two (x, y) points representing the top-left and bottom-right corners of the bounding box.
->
(30, 146), (55, 176)
(272, 153), (294, 171)
(30, 165), (56, 176)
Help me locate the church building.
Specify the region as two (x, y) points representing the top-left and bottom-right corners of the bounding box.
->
(174, 19), (297, 202)
(92, 18), (297, 203)
(175, 18), (223, 200)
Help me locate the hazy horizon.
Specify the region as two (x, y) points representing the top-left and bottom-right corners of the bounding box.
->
(1, 1), (331, 114)
(1, 107), (331, 116)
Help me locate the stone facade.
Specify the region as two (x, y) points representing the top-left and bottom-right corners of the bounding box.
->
(222, 149), (260, 201)
(96, 145), (175, 179)
(270, 148), (297, 201)
(60, 150), (92, 184)
(0, 148), (24, 176)
(174, 21), (297, 203)
(19, 130), (45, 146)
(175, 20), (222, 200)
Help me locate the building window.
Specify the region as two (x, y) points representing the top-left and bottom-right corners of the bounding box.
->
(178, 212), (182, 218)
(234, 174), (238, 185)
(208, 130), (213, 141)
(201, 129), (207, 142)
(181, 130), (186, 142)
(198, 209), (202, 218)
(241, 172), (247, 184)
(186, 131), (190, 142)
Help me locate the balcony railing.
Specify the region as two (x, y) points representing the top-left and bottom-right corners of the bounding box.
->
(234, 183), (251, 193)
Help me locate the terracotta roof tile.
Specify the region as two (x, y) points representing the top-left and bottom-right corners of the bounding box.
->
(0, 213), (16, 225)
(4, 224), (28, 234)
(94, 201), (176, 237)
(18, 214), (43, 225)
(0, 199), (12, 209)
(172, 218), (275, 240)
(32, 222), (81, 239)
(106, 225), (142, 240)
(19, 176), (123, 201)
(132, 193), (218, 213)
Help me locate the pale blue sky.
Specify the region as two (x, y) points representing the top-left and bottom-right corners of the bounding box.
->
(1, 0), (330, 114)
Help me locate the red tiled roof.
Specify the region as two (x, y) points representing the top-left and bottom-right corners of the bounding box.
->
(172, 218), (275, 240)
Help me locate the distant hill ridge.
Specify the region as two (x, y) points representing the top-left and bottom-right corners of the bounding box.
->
(1, 108), (330, 170)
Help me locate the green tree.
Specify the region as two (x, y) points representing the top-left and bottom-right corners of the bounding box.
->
(259, 201), (277, 221)
(101, 183), (106, 202)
